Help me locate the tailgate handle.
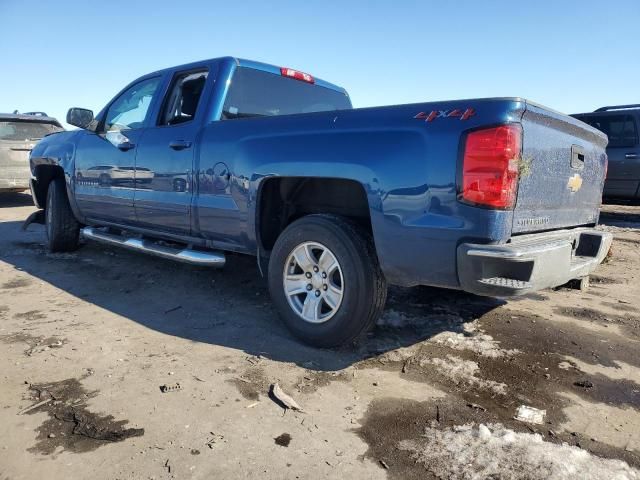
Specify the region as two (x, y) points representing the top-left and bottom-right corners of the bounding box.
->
(571, 145), (585, 169)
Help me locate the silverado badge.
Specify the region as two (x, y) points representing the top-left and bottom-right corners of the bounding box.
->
(567, 173), (583, 193)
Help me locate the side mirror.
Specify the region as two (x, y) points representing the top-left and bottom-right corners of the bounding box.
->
(66, 108), (94, 129)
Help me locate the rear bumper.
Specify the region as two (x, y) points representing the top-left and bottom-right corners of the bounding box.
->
(0, 177), (30, 191)
(457, 228), (613, 296)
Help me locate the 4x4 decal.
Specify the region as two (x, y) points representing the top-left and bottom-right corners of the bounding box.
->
(414, 108), (476, 122)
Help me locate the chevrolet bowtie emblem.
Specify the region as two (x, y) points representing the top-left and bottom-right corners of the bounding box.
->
(567, 173), (583, 193)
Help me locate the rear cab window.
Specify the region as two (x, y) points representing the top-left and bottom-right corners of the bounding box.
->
(222, 67), (351, 120)
(0, 121), (62, 142)
(574, 114), (638, 148)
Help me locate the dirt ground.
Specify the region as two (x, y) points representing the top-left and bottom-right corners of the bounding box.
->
(0, 192), (639, 479)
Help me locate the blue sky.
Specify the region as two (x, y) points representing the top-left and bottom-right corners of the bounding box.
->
(1, 0), (638, 128)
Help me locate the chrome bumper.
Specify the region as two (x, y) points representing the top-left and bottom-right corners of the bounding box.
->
(0, 178), (30, 191)
(457, 228), (613, 296)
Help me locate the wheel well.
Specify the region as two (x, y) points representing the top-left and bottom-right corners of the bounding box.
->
(258, 177), (373, 251)
(33, 165), (65, 207)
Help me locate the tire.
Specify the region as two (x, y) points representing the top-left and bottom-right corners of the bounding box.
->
(268, 214), (387, 348)
(45, 178), (80, 253)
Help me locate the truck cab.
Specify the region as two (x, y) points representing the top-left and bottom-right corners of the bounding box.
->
(31, 58), (351, 239)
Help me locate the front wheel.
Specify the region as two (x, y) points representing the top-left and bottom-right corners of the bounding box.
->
(268, 214), (387, 348)
(45, 178), (80, 252)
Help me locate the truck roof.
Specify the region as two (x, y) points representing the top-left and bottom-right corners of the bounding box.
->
(572, 104), (640, 116)
(147, 56), (348, 96)
(594, 104), (640, 112)
(0, 113), (62, 126)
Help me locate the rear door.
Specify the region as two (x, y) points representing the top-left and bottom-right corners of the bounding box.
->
(512, 102), (608, 234)
(573, 112), (640, 199)
(133, 67), (212, 234)
(196, 64), (352, 249)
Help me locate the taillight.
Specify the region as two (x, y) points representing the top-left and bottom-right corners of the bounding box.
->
(461, 124), (522, 209)
(280, 67), (315, 84)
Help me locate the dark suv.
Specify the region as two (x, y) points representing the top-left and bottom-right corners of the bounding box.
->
(572, 105), (640, 200)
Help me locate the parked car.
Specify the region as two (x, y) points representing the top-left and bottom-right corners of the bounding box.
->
(572, 104), (640, 200)
(76, 165), (154, 186)
(26, 56), (612, 347)
(0, 112), (63, 192)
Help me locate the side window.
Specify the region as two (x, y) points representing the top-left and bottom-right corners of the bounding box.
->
(579, 114), (638, 148)
(159, 70), (208, 126)
(607, 115), (638, 148)
(104, 77), (161, 132)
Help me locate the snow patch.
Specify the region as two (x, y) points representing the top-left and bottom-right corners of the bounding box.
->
(429, 320), (519, 358)
(421, 354), (507, 395)
(558, 361), (576, 370)
(400, 423), (640, 480)
(377, 344), (421, 363)
(515, 405), (546, 425)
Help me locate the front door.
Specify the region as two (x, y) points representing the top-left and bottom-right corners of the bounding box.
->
(133, 69), (210, 234)
(74, 76), (163, 223)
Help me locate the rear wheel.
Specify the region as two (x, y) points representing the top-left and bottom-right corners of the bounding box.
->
(45, 178), (80, 252)
(268, 214), (387, 347)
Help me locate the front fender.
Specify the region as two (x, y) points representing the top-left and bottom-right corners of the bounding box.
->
(30, 130), (82, 178)
(29, 130), (84, 218)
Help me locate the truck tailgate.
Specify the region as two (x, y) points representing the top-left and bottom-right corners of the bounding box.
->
(512, 102), (608, 234)
(0, 141), (32, 180)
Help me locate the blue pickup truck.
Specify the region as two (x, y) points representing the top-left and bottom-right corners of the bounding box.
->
(27, 56), (612, 347)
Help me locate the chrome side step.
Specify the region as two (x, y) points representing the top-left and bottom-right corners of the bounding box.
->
(81, 227), (225, 267)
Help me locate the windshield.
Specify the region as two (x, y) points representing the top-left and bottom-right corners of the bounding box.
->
(573, 114), (638, 148)
(0, 121), (62, 141)
(222, 67), (351, 120)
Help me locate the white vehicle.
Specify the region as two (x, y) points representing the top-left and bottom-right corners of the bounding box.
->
(76, 165), (154, 186)
(0, 113), (63, 192)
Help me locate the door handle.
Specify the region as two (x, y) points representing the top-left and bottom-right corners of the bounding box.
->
(117, 141), (135, 151)
(625, 153), (638, 159)
(169, 140), (192, 150)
